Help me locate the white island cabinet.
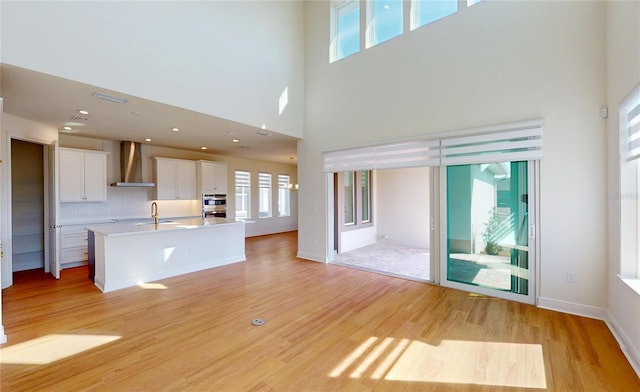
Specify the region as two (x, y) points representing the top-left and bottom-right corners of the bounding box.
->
(86, 218), (245, 293)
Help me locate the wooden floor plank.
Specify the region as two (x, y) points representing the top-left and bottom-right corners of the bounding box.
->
(1, 231), (639, 391)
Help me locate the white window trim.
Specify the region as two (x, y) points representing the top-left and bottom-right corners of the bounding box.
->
(258, 172), (272, 219)
(619, 83), (640, 289)
(330, 0), (360, 63)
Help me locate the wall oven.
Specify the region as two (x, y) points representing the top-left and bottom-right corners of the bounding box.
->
(202, 193), (227, 219)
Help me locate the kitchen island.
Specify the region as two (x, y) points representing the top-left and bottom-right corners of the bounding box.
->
(86, 218), (246, 293)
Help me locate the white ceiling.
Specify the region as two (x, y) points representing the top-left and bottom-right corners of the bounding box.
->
(0, 64), (300, 164)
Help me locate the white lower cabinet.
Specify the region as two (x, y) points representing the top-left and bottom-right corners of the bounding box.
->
(60, 225), (89, 268)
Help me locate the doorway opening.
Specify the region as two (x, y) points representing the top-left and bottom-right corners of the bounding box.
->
(11, 139), (45, 273)
(332, 167), (432, 281)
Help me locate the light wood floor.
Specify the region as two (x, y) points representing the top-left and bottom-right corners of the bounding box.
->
(1, 231), (639, 391)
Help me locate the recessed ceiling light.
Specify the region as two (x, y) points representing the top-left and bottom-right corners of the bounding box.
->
(78, 110), (89, 115)
(200, 146), (208, 150)
(232, 139), (240, 143)
(63, 126), (72, 130)
(171, 127), (179, 132)
(145, 138), (151, 142)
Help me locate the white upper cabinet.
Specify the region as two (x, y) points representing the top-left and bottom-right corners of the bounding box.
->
(59, 148), (108, 202)
(197, 160), (228, 195)
(154, 157), (196, 200)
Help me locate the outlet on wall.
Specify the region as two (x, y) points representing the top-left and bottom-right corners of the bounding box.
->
(567, 272), (577, 283)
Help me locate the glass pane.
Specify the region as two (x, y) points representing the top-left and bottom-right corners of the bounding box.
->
(235, 171), (251, 221)
(370, 0), (403, 47)
(446, 161), (529, 295)
(411, 0), (457, 30)
(360, 171), (370, 222)
(278, 175), (291, 217)
(259, 173), (271, 218)
(344, 172), (355, 225)
(337, 1), (360, 60)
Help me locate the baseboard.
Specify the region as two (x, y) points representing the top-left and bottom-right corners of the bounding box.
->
(606, 311), (640, 378)
(296, 251), (326, 263)
(537, 297), (608, 320)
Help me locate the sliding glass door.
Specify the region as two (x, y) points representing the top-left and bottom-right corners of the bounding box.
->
(442, 160), (535, 303)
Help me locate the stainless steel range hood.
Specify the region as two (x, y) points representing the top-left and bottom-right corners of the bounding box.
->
(111, 141), (155, 187)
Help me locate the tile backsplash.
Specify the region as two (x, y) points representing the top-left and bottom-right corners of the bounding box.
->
(59, 186), (200, 224)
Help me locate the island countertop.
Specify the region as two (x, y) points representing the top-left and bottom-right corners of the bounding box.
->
(86, 218), (238, 237)
(88, 217), (247, 293)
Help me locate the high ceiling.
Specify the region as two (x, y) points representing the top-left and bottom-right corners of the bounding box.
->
(0, 64), (299, 164)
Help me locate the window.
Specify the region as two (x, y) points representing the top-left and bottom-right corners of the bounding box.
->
(367, 0), (403, 48)
(620, 84), (640, 279)
(360, 170), (371, 223)
(330, 0), (360, 62)
(342, 170), (373, 228)
(278, 174), (291, 217)
(258, 173), (272, 218)
(235, 170), (250, 221)
(410, 0), (458, 30)
(344, 172), (356, 225)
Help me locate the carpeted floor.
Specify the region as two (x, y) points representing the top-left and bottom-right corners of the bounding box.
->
(333, 242), (430, 281)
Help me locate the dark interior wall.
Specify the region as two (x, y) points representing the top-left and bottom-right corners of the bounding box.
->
(11, 139), (45, 271)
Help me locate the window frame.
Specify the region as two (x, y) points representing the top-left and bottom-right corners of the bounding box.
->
(330, 0), (361, 63)
(341, 170), (374, 231)
(619, 83), (640, 280)
(366, 0), (404, 48)
(410, 0), (458, 31)
(278, 174), (291, 218)
(234, 170), (251, 221)
(258, 172), (272, 219)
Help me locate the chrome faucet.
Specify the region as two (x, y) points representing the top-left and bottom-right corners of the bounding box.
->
(151, 202), (159, 224)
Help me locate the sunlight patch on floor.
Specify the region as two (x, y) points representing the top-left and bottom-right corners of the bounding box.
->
(137, 282), (168, 290)
(329, 337), (547, 389)
(0, 334), (121, 365)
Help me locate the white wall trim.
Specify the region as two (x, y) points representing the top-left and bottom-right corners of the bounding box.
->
(605, 311), (640, 378)
(0, 325), (6, 344)
(296, 251), (326, 263)
(538, 297), (640, 378)
(537, 297), (608, 320)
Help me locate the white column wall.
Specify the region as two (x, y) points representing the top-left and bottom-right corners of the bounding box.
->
(0, 1), (304, 138)
(301, 1), (608, 312)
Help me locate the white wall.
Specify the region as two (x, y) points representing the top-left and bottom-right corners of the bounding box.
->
(300, 1), (608, 313)
(0, 1), (304, 138)
(606, 0), (640, 375)
(376, 167), (430, 249)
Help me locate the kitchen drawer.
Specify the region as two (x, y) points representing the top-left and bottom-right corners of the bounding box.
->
(61, 231), (88, 248)
(61, 247), (89, 263)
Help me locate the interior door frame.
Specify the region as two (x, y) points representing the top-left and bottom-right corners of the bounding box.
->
(438, 160), (540, 305)
(47, 140), (60, 279)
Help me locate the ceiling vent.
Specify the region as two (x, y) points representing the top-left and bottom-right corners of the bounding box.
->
(94, 92), (128, 104)
(70, 115), (88, 121)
